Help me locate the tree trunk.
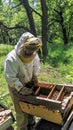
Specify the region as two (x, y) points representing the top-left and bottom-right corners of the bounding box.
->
(40, 0), (48, 59)
(61, 23), (68, 45)
(21, 0), (37, 36)
(54, 7), (69, 45)
(59, 9), (68, 45)
(1, 25), (7, 43)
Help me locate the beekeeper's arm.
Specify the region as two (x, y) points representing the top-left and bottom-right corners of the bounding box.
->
(4, 59), (32, 95)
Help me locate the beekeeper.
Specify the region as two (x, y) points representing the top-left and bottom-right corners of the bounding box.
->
(4, 32), (42, 130)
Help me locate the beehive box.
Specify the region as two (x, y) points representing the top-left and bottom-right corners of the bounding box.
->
(0, 103), (14, 130)
(15, 82), (73, 125)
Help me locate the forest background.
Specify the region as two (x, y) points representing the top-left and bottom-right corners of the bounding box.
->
(0, 0), (73, 129)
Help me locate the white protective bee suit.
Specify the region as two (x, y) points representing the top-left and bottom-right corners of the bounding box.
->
(4, 32), (42, 130)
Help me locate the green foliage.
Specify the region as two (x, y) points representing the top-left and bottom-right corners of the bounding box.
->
(66, 71), (73, 83)
(0, 44), (14, 55)
(0, 0), (30, 44)
(0, 44), (13, 101)
(47, 0), (73, 43)
(0, 0), (73, 47)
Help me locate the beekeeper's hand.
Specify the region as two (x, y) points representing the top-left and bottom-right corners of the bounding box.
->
(26, 75), (38, 88)
(19, 87), (33, 96)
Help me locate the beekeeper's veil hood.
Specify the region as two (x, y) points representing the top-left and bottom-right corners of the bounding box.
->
(15, 32), (42, 63)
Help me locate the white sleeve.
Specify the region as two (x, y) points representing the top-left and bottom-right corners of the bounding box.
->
(33, 54), (40, 76)
(4, 59), (23, 91)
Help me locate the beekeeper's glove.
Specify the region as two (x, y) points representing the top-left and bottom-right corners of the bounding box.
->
(19, 87), (33, 96)
(26, 75), (38, 88)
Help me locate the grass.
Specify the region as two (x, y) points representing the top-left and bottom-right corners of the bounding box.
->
(38, 43), (73, 84)
(0, 43), (73, 129)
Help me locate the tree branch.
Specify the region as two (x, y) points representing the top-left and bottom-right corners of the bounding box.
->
(30, 6), (42, 17)
(54, 9), (61, 15)
(10, 2), (22, 10)
(0, 22), (29, 31)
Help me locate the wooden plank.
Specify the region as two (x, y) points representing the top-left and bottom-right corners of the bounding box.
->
(56, 86), (65, 101)
(63, 94), (73, 120)
(47, 85), (56, 99)
(37, 82), (73, 92)
(37, 82), (53, 89)
(35, 87), (41, 96)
